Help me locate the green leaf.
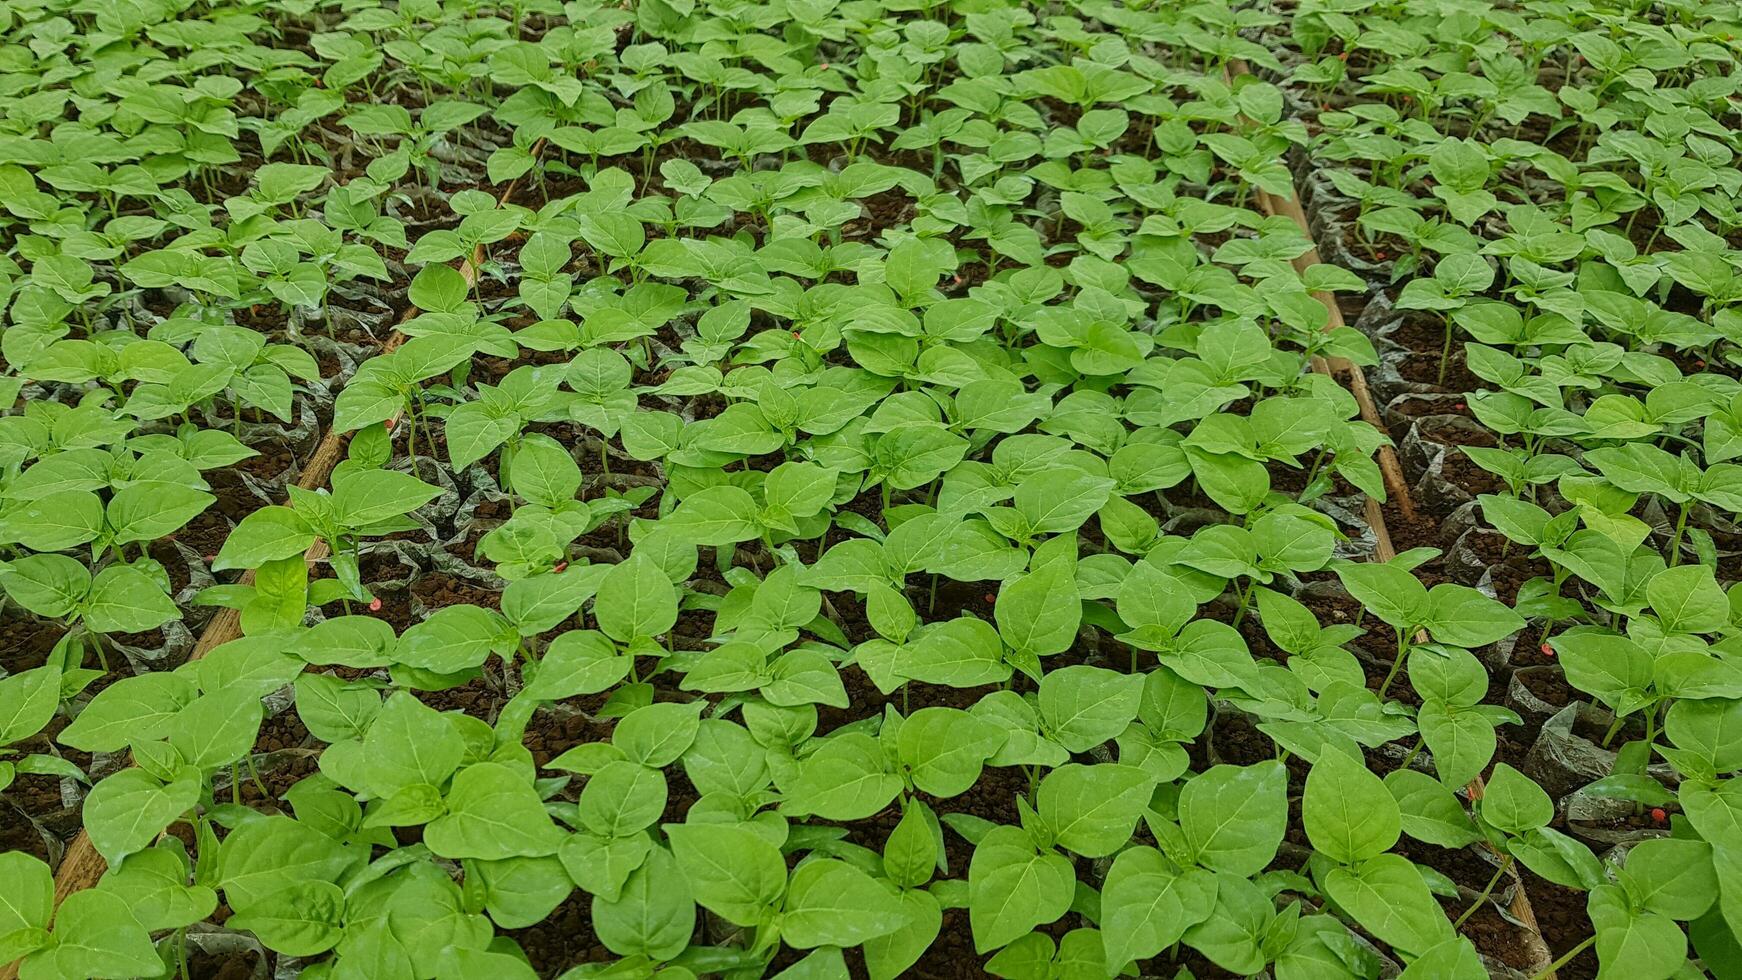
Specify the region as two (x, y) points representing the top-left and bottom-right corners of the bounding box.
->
(330, 468), (441, 527)
(58, 673), (198, 752)
(1479, 763), (1553, 835)
(591, 846), (695, 961)
(397, 604), (511, 674)
(1303, 745), (1400, 865)
(968, 825), (1076, 953)
(106, 483), (213, 545)
(1590, 882), (1688, 980)
(213, 506), (316, 571)
(1398, 938), (1487, 979)
(1038, 763), (1153, 858)
(1385, 770), (1481, 848)
(1101, 847), (1218, 969)
(83, 565), (177, 634)
(764, 461), (838, 519)
(1551, 632), (1653, 712)
(524, 630), (631, 700)
(577, 761), (667, 838)
(905, 616), (1013, 688)
(216, 814), (356, 914)
(1179, 760), (1288, 876)
(995, 560), (1082, 658)
(1423, 583), (1524, 647)
(83, 768), (200, 865)
(863, 889), (943, 980)
(1038, 665), (1143, 753)
(5, 492), (103, 551)
(560, 832), (654, 902)
(1335, 563), (1428, 630)
(361, 692), (464, 798)
(19, 890), (161, 980)
(1323, 854), (1454, 956)
(96, 845), (215, 933)
(882, 801), (939, 889)
(226, 880), (346, 956)
(781, 858), (909, 948)
(666, 822), (787, 926)
(594, 554), (678, 645)
(426, 762), (567, 860)
(166, 688), (263, 771)
(612, 701), (703, 768)
(0, 665), (60, 747)
(435, 948), (540, 980)
(1620, 838), (1717, 921)
(0, 852), (52, 962)
(1180, 871), (1271, 974)
(663, 486), (762, 545)
(897, 707), (1004, 798)
(1015, 469), (1116, 534)
(1417, 700), (1495, 790)
(788, 732), (902, 820)
(0, 555), (88, 619)
(1648, 564), (1729, 634)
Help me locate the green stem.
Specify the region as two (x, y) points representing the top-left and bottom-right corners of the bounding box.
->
(1453, 854), (1513, 929)
(244, 752), (270, 800)
(1667, 501), (1690, 565)
(1437, 314), (1455, 388)
(1231, 579), (1254, 630)
(1600, 712), (1627, 748)
(1378, 632), (1410, 698)
(1530, 935), (1596, 980)
(1300, 447), (1328, 494)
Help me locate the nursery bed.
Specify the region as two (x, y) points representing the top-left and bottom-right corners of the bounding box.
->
(3, 0), (1739, 979)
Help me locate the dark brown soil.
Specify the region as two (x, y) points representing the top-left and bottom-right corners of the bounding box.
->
(1521, 870), (1598, 980)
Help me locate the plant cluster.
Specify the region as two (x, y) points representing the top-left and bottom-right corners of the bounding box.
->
(0, 0), (1737, 978)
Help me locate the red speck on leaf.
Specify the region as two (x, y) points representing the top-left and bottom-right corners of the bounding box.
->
(1651, 808), (1668, 823)
(553, 561), (568, 573)
(384, 417), (396, 431)
(368, 598), (382, 612)
(821, 62), (830, 70)
(792, 330), (802, 337)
